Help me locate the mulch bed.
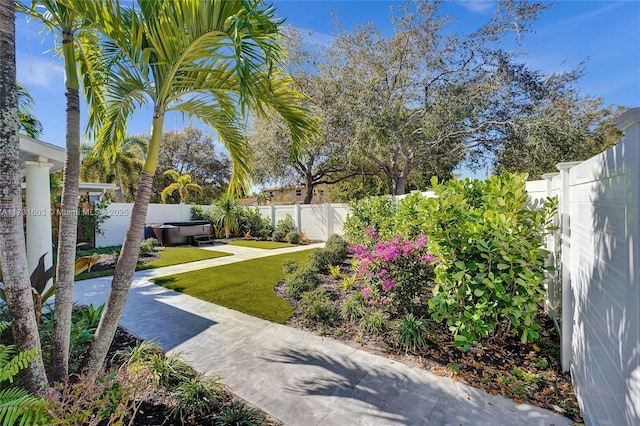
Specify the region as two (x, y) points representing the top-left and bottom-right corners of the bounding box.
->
(106, 326), (284, 426)
(275, 275), (583, 422)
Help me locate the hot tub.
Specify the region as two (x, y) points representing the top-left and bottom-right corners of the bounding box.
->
(150, 221), (211, 246)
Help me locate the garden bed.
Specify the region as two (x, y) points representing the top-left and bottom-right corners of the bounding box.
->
(275, 273), (582, 422)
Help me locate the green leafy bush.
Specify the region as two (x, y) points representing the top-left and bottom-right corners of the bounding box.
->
(241, 208), (273, 239)
(392, 313), (429, 352)
(272, 230), (286, 243)
(309, 235), (349, 272)
(285, 265), (320, 299)
(286, 231), (301, 244)
(299, 288), (337, 324)
(419, 174), (557, 349)
(139, 237), (160, 255)
(275, 214), (296, 236)
(343, 196), (397, 243)
(213, 403), (261, 426)
(282, 259), (299, 275)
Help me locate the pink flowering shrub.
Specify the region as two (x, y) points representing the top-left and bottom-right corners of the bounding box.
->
(350, 231), (435, 315)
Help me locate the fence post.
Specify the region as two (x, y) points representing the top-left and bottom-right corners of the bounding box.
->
(326, 203), (333, 240)
(294, 204), (301, 232)
(270, 205), (276, 229)
(556, 161), (581, 372)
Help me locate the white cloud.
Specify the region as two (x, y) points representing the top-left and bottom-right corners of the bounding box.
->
(300, 29), (335, 48)
(16, 52), (64, 91)
(456, 0), (496, 14)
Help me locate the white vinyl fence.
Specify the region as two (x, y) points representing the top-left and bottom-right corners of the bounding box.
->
(527, 108), (640, 426)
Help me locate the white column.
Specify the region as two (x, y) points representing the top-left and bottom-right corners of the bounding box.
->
(294, 204), (301, 232)
(556, 161), (581, 372)
(541, 172), (559, 318)
(25, 158), (54, 273)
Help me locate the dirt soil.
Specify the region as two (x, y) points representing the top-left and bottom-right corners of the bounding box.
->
(275, 275), (583, 423)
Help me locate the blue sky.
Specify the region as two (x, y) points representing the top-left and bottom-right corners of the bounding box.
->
(14, 0), (640, 151)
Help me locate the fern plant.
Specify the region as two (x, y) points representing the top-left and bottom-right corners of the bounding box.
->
(0, 322), (48, 425)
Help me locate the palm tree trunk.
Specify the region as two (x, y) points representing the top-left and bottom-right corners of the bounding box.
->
(0, 0), (48, 392)
(84, 115), (164, 375)
(51, 34), (81, 381)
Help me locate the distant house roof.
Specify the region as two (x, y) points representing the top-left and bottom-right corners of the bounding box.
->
(239, 197), (257, 206)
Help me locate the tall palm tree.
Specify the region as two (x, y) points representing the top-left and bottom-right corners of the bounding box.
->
(0, 0), (48, 392)
(18, 0), (107, 381)
(73, 0), (317, 374)
(161, 169), (203, 204)
(81, 136), (147, 202)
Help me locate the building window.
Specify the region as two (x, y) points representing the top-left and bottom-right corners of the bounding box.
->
(295, 189), (302, 197)
(268, 191), (274, 198)
(319, 190), (325, 196)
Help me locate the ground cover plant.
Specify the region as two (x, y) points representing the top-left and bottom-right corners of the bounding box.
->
(76, 246), (231, 280)
(152, 250), (315, 323)
(227, 240), (295, 250)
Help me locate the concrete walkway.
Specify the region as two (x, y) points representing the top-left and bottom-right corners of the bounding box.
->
(74, 244), (572, 426)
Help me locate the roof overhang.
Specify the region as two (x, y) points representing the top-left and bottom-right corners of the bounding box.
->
(19, 135), (65, 172)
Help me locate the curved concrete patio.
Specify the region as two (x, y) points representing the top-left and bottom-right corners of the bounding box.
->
(74, 243), (572, 426)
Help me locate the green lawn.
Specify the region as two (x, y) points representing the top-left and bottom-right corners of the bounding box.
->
(152, 250), (315, 323)
(227, 240), (296, 249)
(76, 247), (231, 281)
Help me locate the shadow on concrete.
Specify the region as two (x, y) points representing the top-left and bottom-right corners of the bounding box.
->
(118, 281), (216, 352)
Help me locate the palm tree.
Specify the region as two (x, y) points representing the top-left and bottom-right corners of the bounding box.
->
(18, 0), (108, 382)
(72, 0), (317, 375)
(212, 194), (242, 239)
(17, 82), (43, 138)
(161, 169), (203, 204)
(0, 0), (48, 392)
(81, 136), (147, 202)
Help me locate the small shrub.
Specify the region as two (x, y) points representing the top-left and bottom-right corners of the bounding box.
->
(282, 259), (299, 275)
(343, 196), (397, 243)
(339, 293), (366, 322)
(325, 234), (349, 260)
(328, 264), (341, 280)
(275, 214), (296, 236)
(241, 208), (272, 239)
(172, 375), (224, 423)
(286, 231), (301, 244)
(299, 232), (309, 243)
(359, 311), (389, 334)
(299, 288), (337, 324)
(285, 265), (319, 299)
(213, 403), (261, 426)
(116, 340), (163, 366)
(149, 352), (197, 389)
(272, 230), (286, 243)
(341, 275), (357, 291)
(392, 313), (428, 352)
(139, 238), (160, 255)
(308, 249), (332, 273)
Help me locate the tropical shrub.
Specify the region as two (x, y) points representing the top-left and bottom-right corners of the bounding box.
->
(299, 288), (337, 324)
(285, 265), (320, 299)
(139, 237), (160, 255)
(350, 234), (435, 315)
(0, 322), (47, 426)
(241, 208), (272, 239)
(343, 196), (397, 243)
(419, 174), (557, 349)
(392, 313), (429, 352)
(309, 235), (349, 272)
(286, 231), (301, 244)
(275, 214), (296, 236)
